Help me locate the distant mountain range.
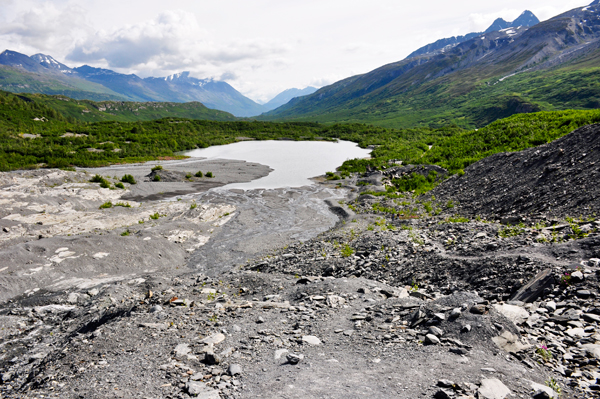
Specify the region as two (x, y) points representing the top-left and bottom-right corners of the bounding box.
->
(0, 51), (315, 117)
(261, 3), (600, 128)
(262, 87), (318, 111)
(407, 11), (540, 59)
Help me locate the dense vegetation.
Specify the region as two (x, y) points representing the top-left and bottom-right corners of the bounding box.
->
(2, 89), (599, 179)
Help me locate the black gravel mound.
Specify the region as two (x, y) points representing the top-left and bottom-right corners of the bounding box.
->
(432, 123), (600, 218)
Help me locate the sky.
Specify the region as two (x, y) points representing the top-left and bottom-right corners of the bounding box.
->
(0, 0), (588, 103)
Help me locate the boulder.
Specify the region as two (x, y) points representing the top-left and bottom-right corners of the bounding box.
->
(511, 269), (554, 303)
(478, 378), (510, 399)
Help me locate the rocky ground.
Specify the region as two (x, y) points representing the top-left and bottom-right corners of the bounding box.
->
(1, 127), (600, 399)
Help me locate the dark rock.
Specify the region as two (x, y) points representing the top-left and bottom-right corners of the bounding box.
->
(511, 269), (554, 303)
(434, 388), (455, 399)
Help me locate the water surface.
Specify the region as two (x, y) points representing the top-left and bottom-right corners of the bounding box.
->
(184, 140), (370, 189)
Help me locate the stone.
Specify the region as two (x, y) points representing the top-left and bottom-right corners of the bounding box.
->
(583, 313), (600, 323)
(434, 389), (455, 399)
(87, 288), (99, 297)
(174, 343), (191, 357)
(232, 324), (242, 332)
(433, 313), (446, 321)
(425, 334), (441, 345)
(437, 379), (455, 388)
(581, 344), (600, 360)
(544, 301), (557, 312)
(274, 349), (289, 360)
(492, 330), (531, 353)
(477, 378), (510, 399)
(185, 381), (220, 399)
(470, 305), (487, 315)
(449, 348), (469, 355)
(204, 351), (221, 365)
(149, 305), (163, 313)
(201, 333), (226, 346)
(67, 293), (79, 304)
(532, 391), (551, 399)
(227, 364), (242, 376)
(576, 290), (592, 299)
(565, 328), (586, 338)
(450, 308), (462, 319)
(302, 335), (322, 346)
(570, 270), (584, 282)
(428, 326), (444, 337)
(493, 304), (529, 325)
(461, 324), (472, 333)
(511, 269), (554, 303)
(528, 381), (559, 399)
(286, 353), (304, 364)
(256, 316), (265, 324)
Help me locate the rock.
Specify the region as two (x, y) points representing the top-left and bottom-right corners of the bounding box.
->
(493, 304), (530, 325)
(437, 379), (455, 388)
(186, 381), (220, 398)
(492, 330), (531, 353)
(528, 381), (559, 399)
(565, 328), (586, 338)
(450, 308), (462, 319)
(201, 333), (226, 346)
(532, 390), (552, 399)
(67, 293), (79, 304)
(227, 364), (242, 376)
(570, 270), (584, 282)
(434, 389), (455, 399)
(461, 324), (472, 333)
(449, 348), (469, 355)
(204, 351), (221, 365)
(232, 324), (242, 332)
(581, 344), (600, 360)
(478, 378), (510, 399)
(428, 326), (444, 337)
(583, 313), (600, 323)
(470, 304), (487, 315)
(174, 343), (191, 357)
(302, 335), (322, 346)
(576, 290), (592, 299)
(286, 353), (304, 364)
(87, 288), (99, 297)
(544, 301), (556, 312)
(511, 269), (554, 303)
(149, 305), (163, 313)
(2, 227), (9, 232)
(425, 334), (441, 345)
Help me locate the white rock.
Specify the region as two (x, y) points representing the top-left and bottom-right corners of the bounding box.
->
(566, 328), (587, 338)
(186, 381), (220, 398)
(527, 380), (559, 399)
(174, 344), (191, 357)
(478, 378), (511, 399)
(201, 333), (226, 346)
(493, 304), (530, 325)
(302, 335), (322, 346)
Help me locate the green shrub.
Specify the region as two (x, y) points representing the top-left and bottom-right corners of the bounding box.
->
(185, 172), (192, 179)
(205, 171), (213, 178)
(121, 174), (137, 184)
(151, 165), (163, 171)
(195, 171), (203, 177)
(99, 201), (113, 209)
(149, 212), (160, 220)
(153, 174), (161, 182)
(190, 203), (197, 209)
(341, 244), (355, 257)
(121, 230), (130, 236)
(115, 182), (125, 189)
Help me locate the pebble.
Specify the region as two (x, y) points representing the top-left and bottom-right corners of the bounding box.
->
(302, 335), (322, 346)
(149, 304), (163, 313)
(286, 353), (304, 365)
(227, 364), (242, 376)
(424, 334), (440, 345)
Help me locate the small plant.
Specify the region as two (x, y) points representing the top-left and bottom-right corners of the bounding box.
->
(90, 174), (105, 183)
(195, 171), (203, 177)
(446, 200), (454, 209)
(190, 202), (197, 210)
(545, 377), (561, 396)
(498, 224), (526, 238)
(410, 281), (419, 292)
(153, 174), (161, 182)
(149, 212), (160, 220)
(536, 344), (553, 362)
(151, 165), (163, 171)
(207, 292), (217, 301)
(114, 202), (131, 208)
(205, 171), (213, 178)
(121, 230), (130, 236)
(121, 174), (137, 184)
(186, 172), (192, 179)
(445, 216), (470, 223)
(114, 182), (125, 189)
(341, 244), (355, 257)
(99, 201), (113, 209)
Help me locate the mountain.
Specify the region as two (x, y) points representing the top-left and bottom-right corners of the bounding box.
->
(262, 4), (600, 128)
(408, 10), (539, 59)
(262, 87), (319, 112)
(31, 54), (72, 72)
(0, 51), (266, 117)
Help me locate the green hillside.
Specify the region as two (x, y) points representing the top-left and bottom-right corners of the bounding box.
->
(1, 91), (237, 123)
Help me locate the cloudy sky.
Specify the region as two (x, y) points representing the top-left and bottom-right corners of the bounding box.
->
(0, 0), (588, 103)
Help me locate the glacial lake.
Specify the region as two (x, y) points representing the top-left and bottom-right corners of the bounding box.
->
(183, 140), (371, 190)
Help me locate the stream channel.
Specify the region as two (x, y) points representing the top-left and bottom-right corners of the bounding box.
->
(183, 140), (371, 275)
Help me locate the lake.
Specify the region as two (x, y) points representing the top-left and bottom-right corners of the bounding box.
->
(183, 140), (370, 190)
